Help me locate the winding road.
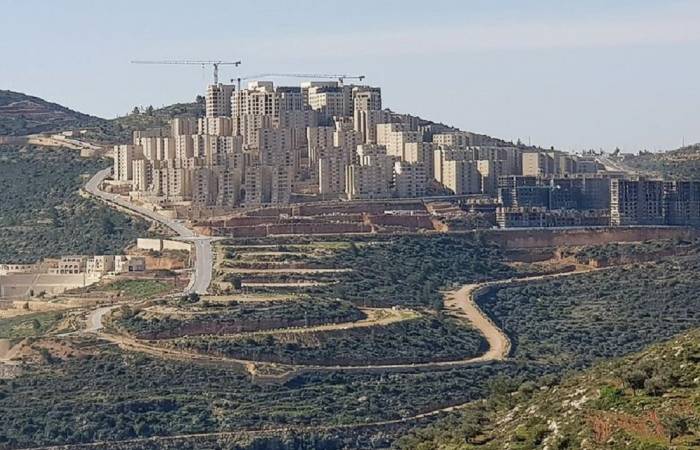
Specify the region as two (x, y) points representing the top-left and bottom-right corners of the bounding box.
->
(85, 268), (596, 381)
(84, 168), (214, 295)
(81, 166), (599, 376)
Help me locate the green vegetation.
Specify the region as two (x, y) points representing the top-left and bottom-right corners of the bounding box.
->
(168, 317), (487, 365)
(0, 145), (151, 263)
(396, 329), (700, 449)
(0, 310), (65, 339)
(624, 144), (700, 180)
(562, 238), (697, 264)
(114, 298), (365, 339)
(0, 90), (204, 143)
(82, 101), (205, 144)
(0, 90), (105, 136)
(198, 234), (513, 364)
(0, 346), (551, 448)
(305, 235), (515, 309)
(103, 280), (172, 299)
(477, 254), (700, 369)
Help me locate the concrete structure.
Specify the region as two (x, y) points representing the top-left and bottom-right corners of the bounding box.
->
(206, 83), (235, 117)
(610, 179), (665, 226)
(393, 161), (426, 198)
(114, 145), (141, 181)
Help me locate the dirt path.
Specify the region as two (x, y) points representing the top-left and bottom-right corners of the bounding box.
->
(221, 267), (351, 274)
(241, 281), (333, 287)
(81, 268), (597, 381)
(27, 395), (473, 450)
(151, 307), (420, 340)
(444, 284), (510, 361)
(84, 305), (120, 333)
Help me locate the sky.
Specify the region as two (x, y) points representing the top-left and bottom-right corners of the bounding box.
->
(1, 0), (699, 152)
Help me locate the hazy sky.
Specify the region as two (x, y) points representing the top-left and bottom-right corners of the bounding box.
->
(1, 0), (699, 152)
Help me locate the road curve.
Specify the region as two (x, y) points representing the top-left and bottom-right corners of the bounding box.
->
(84, 168), (214, 295)
(95, 268), (599, 381)
(84, 305), (121, 333)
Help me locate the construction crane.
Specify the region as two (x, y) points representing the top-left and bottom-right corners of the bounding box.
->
(131, 60), (242, 85)
(232, 73), (365, 90)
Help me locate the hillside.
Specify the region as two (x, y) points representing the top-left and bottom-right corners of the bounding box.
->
(0, 90), (204, 143)
(0, 145), (152, 263)
(624, 144), (700, 180)
(396, 329), (700, 449)
(0, 90), (107, 136)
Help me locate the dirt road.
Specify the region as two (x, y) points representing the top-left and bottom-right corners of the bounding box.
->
(445, 284), (510, 361)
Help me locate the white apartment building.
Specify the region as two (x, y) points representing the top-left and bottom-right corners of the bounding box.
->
(477, 159), (507, 195)
(206, 83), (235, 117)
(114, 144), (142, 181)
(354, 109), (387, 144)
(132, 159), (154, 191)
(307, 126), (336, 169)
(242, 165), (292, 205)
(345, 154), (394, 200)
(319, 156), (348, 195)
(308, 85), (352, 118)
(352, 87), (382, 111)
(443, 159), (481, 195)
(198, 117), (233, 136)
(171, 117), (198, 136)
(394, 161), (426, 198)
(433, 147), (478, 184)
(257, 127), (294, 167)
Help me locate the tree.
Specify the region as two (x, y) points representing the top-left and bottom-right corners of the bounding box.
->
(131, 106), (140, 115)
(231, 276), (242, 290)
(622, 369), (647, 395)
(663, 415), (690, 443)
(145, 105), (155, 116)
(643, 376), (665, 396)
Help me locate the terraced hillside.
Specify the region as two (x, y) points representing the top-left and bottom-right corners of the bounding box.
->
(107, 235), (510, 369)
(2, 237), (699, 449)
(0, 90), (105, 136)
(0, 90), (204, 144)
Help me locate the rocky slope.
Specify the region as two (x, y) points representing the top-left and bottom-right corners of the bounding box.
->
(396, 329), (700, 449)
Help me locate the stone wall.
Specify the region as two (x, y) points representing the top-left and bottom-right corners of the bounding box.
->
(0, 273), (99, 298)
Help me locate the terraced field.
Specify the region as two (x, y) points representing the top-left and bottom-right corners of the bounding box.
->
(3, 235), (700, 449)
(101, 235), (516, 372)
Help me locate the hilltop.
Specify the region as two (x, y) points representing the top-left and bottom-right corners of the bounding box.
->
(623, 143), (700, 180)
(0, 90), (204, 143)
(0, 90), (107, 136)
(396, 329), (700, 449)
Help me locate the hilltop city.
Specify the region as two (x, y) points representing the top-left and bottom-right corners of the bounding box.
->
(2, 71), (700, 450)
(110, 78), (700, 230)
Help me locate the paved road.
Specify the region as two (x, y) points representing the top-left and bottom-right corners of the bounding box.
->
(84, 305), (121, 333)
(85, 168), (214, 295)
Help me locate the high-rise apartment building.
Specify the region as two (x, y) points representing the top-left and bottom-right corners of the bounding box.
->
(114, 144), (142, 181)
(610, 179), (665, 226)
(442, 159), (481, 195)
(393, 161), (426, 198)
(206, 83), (235, 117)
